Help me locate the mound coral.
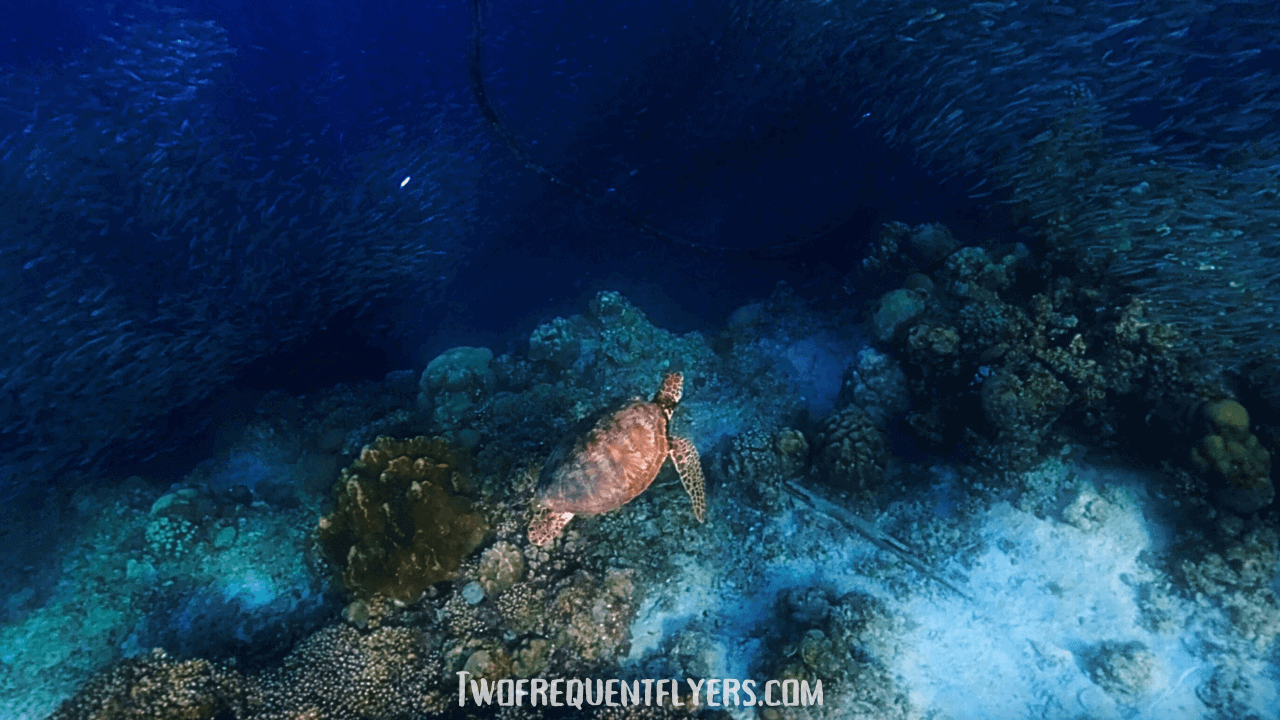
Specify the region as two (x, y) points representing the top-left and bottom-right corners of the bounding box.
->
(813, 408), (887, 493)
(1191, 400), (1274, 513)
(417, 346), (496, 428)
(315, 436), (488, 604)
(477, 541), (525, 596)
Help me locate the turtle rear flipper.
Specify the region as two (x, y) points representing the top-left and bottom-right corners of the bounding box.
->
(670, 435), (706, 522)
(530, 510), (574, 546)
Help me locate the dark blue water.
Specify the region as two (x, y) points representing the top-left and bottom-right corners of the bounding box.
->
(4, 2), (1280, 716)
(0, 0), (985, 484)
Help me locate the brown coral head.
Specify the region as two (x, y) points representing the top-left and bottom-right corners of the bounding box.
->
(1190, 400), (1272, 495)
(655, 371), (684, 409)
(315, 436), (489, 604)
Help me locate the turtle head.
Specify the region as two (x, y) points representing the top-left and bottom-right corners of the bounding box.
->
(655, 372), (684, 411)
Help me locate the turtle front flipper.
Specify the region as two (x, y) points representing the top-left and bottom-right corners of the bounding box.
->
(669, 435), (706, 522)
(529, 510), (575, 546)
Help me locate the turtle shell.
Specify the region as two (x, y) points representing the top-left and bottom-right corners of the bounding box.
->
(535, 398), (670, 516)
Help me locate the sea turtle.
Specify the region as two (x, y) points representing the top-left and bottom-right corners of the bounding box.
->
(529, 371), (706, 546)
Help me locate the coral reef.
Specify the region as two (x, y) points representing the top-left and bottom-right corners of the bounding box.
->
(528, 317), (583, 369)
(731, 0), (1280, 365)
(2, 448), (338, 716)
(1190, 400), (1275, 514)
(477, 541), (526, 596)
(21, 0), (1280, 706)
(28, 281), (1279, 720)
(719, 428), (809, 508)
(440, 553), (640, 675)
(856, 222), (1204, 472)
(838, 348), (909, 429)
(254, 625), (449, 720)
(979, 365), (1072, 451)
(496, 582), (549, 637)
(860, 221), (961, 277)
(48, 649), (252, 720)
(812, 409), (887, 494)
(792, 345), (906, 497)
(546, 569), (638, 667)
(869, 288), (927, 343)
(1084, 641), (1156, 702)
(755, 589), (911, 720)
(1174, 516), (1280, 651)
(524, 292), (713, 388)
(315, 436), (488, 604)
(14, 266), (1280, 720)
(525, 291), (685, 374)
(418, 346), (496, 428)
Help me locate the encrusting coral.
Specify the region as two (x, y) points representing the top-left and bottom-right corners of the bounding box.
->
(254, 624), (449, 719)
(315, 435), (488, 604)
(755, 590), (911, 720)
(546, 569), (639, 667)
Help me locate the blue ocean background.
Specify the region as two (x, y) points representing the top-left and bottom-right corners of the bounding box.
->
(0, 0), (960, 479)
(2, 0), (1279, 718)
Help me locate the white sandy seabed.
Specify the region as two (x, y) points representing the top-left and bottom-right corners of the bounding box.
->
(626, 459), (1280, 720)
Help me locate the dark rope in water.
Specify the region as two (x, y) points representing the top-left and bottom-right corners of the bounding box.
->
(466, 0), (850, 255)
